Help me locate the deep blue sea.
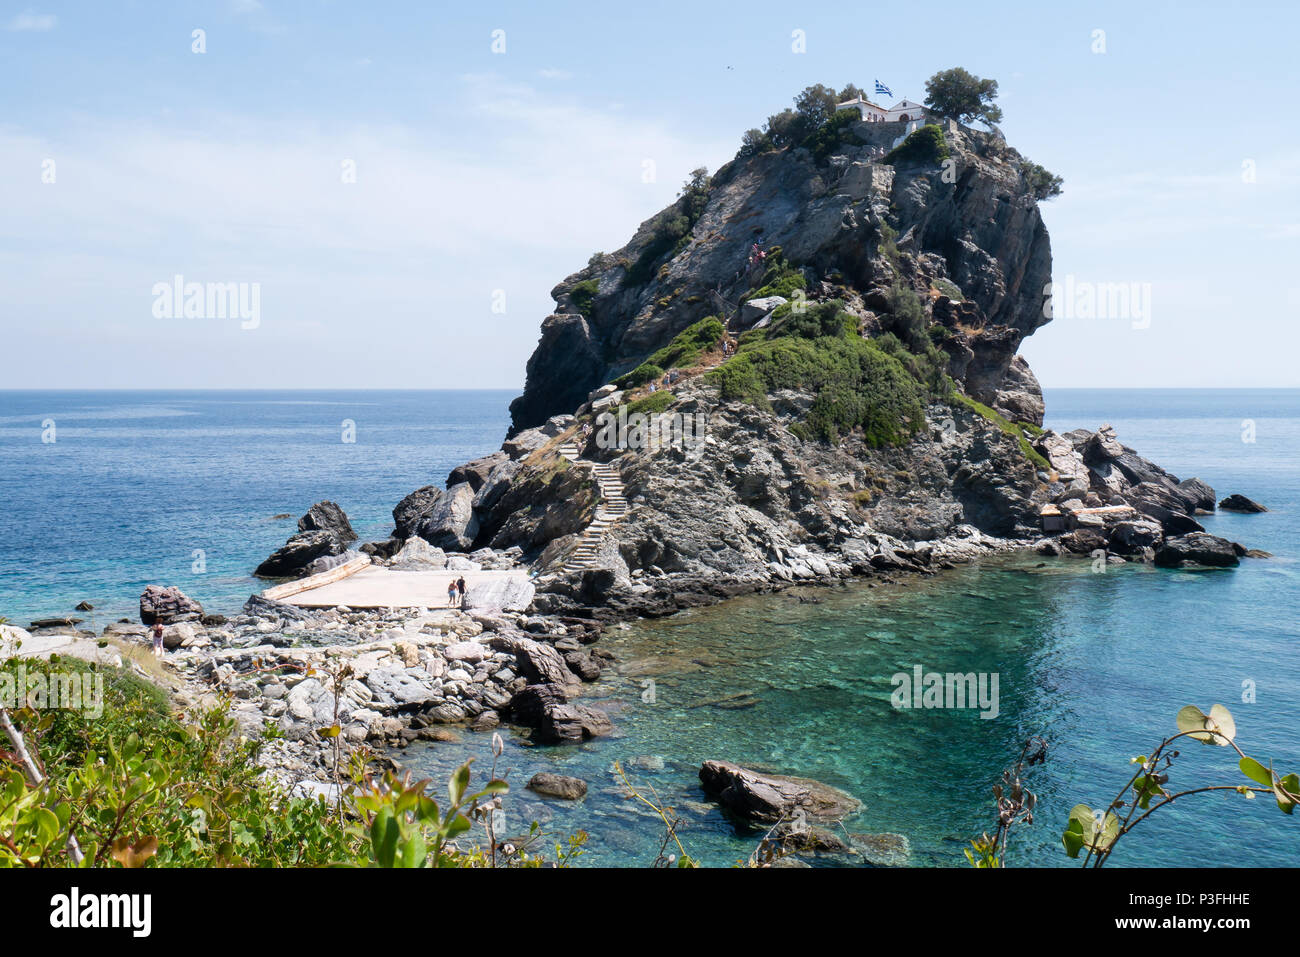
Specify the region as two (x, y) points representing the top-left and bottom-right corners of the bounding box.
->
(1, 388), (1296, 867)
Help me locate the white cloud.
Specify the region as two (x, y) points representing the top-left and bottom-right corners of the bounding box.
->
(0, 76), (733, 388)
(7, 10), (56, 31)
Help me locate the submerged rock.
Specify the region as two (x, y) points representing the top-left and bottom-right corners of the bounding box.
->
(1219, 494), (1267, 513)
(698, 760), (861, 823)
(527, 772), (588, 800)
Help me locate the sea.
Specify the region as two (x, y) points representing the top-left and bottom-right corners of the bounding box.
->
(0, 388), (1296, 867)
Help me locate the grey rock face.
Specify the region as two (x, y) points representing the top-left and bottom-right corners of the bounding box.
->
(508, 122), (1053, 435)
(1219, 494), (1267, 513)
(416, 482), (479, 551)
(1154, 532), (1240, 568)
(388, 537), (448, 570)
(254, 529), (347, 578)
(393, 486), (444, 540)
(448, 452), (508, 492)
(298, 501), (357, 542)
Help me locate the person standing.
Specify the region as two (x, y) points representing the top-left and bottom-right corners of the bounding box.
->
(446, 580), (458, 607)
(151, 621), (165, 658)
(456, 576), (467, 608)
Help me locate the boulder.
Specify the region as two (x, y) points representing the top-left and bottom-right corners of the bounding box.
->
(472, 459), (521, 513)
(254, 530), (347, 578)
(416, 482), (479, 551)
(1177, 478), (1217, 512)
(490, 633), (576, 686)
(447, 451), (508, 492)
(540, 414), (577, 437)
(243, 593), (313, 622)
(502, 428), (548, 459)
(301, 552), (354, 577)
(393, 486), (444, 539)
(1107, 519), (1163, 554)
(527, 772), (588, 800)
(365, 667), (441, 711)
(739, 295), (787, 329)
(297, 501), (357, 542)
(284, 678), (338, 725)
(1154, 533), (1240, 568)
(443, 641), (487, 664)
(1219, 494), (1267, 513)
(139, 585), (204, 625)
(388, 537), (448, 570)
(698, 760), (861, 823)
(507, 683), (612, 743)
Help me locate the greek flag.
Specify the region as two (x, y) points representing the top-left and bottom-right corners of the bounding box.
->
(874, 79), (893, 97)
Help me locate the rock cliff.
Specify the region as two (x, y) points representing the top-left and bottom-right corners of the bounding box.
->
(379, 109), (1249, 618)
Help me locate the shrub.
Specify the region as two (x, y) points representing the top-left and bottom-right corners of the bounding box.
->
(710, 327), (927, 445)
(624, 168), (711, 287)
(613, 362), (664, 389)
(932, 278), (963, 300)
(625, 390), (676, 416)
(745, 252), (806, 302)
(800, 109), (861, 164)
(645, 316), (724, 370)
(570, 279), (599, 318)
(769, 299), (856, 340)
(884, 124), (950, 167)
(1021, 160), (1064, 200)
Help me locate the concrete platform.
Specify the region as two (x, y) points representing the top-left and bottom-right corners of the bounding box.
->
(280, 565), (535, 612)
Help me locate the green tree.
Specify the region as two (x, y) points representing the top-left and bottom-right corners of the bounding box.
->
(923, 67), (1003, 126)
(1021, 160), (1064, 200)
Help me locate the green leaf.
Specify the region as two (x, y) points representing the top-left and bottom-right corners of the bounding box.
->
(398, 832), (427, 868)
(370, 807), (400, 868)
(1239, 756), (1273, 787)
(448, 763), (471, 808)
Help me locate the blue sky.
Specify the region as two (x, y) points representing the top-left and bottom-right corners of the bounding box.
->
(2, 0), (1297, 388)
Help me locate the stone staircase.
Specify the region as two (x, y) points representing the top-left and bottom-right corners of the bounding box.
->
(558, 442), (628, 571)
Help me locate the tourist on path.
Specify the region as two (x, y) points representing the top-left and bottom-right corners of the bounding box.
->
(446, 580), (458, 607)
(456, 576), (467, 608)
(151, 621), (164, 658)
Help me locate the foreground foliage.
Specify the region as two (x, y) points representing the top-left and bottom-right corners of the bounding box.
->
(0, 651), (577, 868)
(967, 705), (1299, 867)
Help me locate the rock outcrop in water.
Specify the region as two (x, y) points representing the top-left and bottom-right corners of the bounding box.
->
(391, 102), (1256, 620)
(254, 501), (355, 578)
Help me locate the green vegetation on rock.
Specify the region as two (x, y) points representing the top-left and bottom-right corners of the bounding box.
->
(625, 390), (676, 416)
(884, 124), (950, 167)
(570, 279), (599, 318)
(924, 67), (1003, 126)
(950, 391), (1050, 470)
(1021, 160), (1064, 201)
(615, 316), (724, 387)
(711, 301), (930, 445)
(624, 168), (710, 287)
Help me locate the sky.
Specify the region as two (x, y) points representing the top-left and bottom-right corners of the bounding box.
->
(1, 0), (1298, 390)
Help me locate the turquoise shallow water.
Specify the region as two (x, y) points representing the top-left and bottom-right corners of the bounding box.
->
(1, 388), (1296, 866)
(405, 388), (1300, 867)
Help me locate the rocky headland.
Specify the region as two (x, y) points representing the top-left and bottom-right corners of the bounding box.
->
(9, 94), (1267, 857)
